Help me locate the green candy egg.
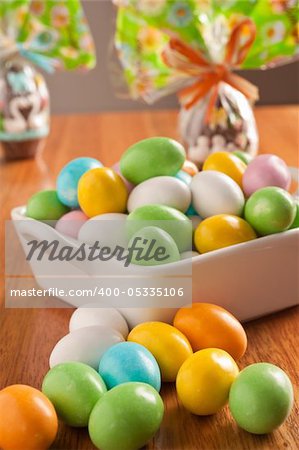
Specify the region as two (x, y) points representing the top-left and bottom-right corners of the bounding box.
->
(42, 361), (107, 427)
(127, 204), (192, 252)
(244, 187), (296, 235)
(120, 137), (186, 184)
(289, 199), (299, 229)
(229, 363), (293, 434)
(26, 190), (70, 221)
(233, 151), (253, 165)
(128, 226), (180, 266)
(88, 382), (164, 450)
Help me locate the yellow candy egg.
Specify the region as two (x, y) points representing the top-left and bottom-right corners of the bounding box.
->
(203, 151), (246, 187)
(176, 348), (239, 415)
(127, 322), (193, 382)
(194, 214), (256, 254)
(78, 168), (128, 217)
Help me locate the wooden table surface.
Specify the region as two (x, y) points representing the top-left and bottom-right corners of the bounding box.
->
(0, 106), (298, 450)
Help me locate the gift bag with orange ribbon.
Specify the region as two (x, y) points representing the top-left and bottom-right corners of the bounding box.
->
(114, 0), (298, 165)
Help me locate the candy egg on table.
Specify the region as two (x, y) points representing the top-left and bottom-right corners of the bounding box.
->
(78, 213), (128, 247)
(175, 170), (192, 185)
(88, 382), (164, 450)
(69, 305), (129, 338)
(55, 210), (88, 239)
(112, 161), (135, 194)
(57, 157), (102, 208)
(49, 326), (124, 370)
(128, 226), (180, 266)
(233, 150), (253, 165)
(26, 190), (70, 221)
(128, 322), (193, 382)
(42, 362), (107, 427)
(127, 204), (193, 252)
(98, 342), (161, 391)
(78, 168), (128, 217)
(174, 303), (247, 360)
(0, 384), (58, 450)
(244, 187), (296, 235)
(120, 137), (186, 184)
(176, 348), (239, 415)
(242, 154), (291, 197)
(229, 363), (294, 434)
(127, 176), (191, 213)
(190, 171), (245, 218)
(181, 159), (199, 176)
(202, 151), (247, 187)
(194, 214), (257, 254)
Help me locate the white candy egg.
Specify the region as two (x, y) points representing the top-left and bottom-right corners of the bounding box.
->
(78, 213), (128, 247)
(190, 170), (245, 218)
(127, 176), (191, 213)
(180, 251), (200, 260)
(118, 308), (177, 329)
(49, 325), (124, 369)
(69, 305), (129, 338)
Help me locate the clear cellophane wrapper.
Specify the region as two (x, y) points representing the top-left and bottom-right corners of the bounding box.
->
(180, 82), (259, 166)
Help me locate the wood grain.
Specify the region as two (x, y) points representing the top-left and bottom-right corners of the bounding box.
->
(0, 106), (298, 450)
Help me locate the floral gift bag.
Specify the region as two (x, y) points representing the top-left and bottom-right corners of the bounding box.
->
(114, 0), (298, 165)
(0, 0), (96, 160)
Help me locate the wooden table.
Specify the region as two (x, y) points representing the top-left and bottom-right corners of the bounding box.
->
(0, 106), (298, 450)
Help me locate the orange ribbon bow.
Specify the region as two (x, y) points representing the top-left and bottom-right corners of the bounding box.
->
(162, 18), (259, 121)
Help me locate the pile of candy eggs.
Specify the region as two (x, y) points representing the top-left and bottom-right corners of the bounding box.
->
(25, 137), (298, 264)
(0, 303), (294, 450)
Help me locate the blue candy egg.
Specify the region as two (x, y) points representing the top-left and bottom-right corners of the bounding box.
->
(57, 157), (102, 208)
(175, 170), (192, 186)
(98, 342), (161, 391)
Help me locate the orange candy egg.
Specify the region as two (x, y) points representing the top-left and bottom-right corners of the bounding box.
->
(173, 303), (247, 360)
(0, 385), (58, 450)
(182, 160), (199, 177)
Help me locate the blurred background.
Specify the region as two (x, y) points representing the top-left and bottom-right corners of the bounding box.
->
(45, 0), (299, 115)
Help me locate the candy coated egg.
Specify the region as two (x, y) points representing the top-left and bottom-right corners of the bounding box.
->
(49, 326), (124, 370)
(0, 384), (58, 450)
(42, 362), (107, 427)
(88, 383), (164, 450)
(175, 170), (192, 185)
(78, 168), (128, 218)
(203, 151), (246, 186)
(194, 214), (256, 253)
(289, 199), (299, 229)
(242, 154), (291, 197)
(128, 176), (191, 213)
(55, 210), (88, 239)
(127, 204), (193, 252)
(128, 322), (193, 382)
(26, 190), (70, 221)
(128, 226), (180, 266)
(191, 171), (245, 218)
(176, 348), (239, 415)
(233, 150), (253, 165)
(99, 342), (161, 391)
(244, 187), (296, 235)
(229, 363), (293, 434)
(120, 137), (185, 184)
(57, 157), (102, 208)
(69, 305), (129, 338)
(78, 213), (128, 247)
(174, 303), (247, 360)
(182, 159), (198, 176)
(112, 161), (135, 194)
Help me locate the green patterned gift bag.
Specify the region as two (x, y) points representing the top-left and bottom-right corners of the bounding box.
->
(114, 0), (298, 164)
(0, 0), (96, 160)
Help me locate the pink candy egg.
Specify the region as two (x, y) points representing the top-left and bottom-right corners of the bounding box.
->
(242, 154), (291, 197)
(112, 162), (135, 194)
(55, 210), (88, 239)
